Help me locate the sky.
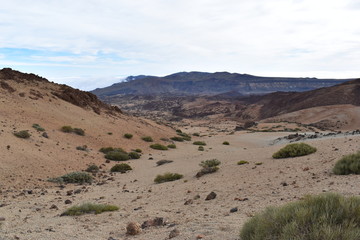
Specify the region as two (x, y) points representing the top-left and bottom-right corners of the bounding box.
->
(1, 0), (360, 90)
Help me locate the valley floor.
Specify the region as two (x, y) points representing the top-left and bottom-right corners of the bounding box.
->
(1, 130), (360, 240)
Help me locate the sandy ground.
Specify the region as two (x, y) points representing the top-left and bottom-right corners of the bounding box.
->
(1, 129), (360, 240)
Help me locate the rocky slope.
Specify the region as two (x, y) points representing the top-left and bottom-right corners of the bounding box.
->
(92, 71), (350, 97)
(103, 78), (360, 130)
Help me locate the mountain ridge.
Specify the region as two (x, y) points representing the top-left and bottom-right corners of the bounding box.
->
(91, 71), (352, 97)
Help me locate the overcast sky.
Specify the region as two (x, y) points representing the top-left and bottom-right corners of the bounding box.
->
(1, 0), (360, 90)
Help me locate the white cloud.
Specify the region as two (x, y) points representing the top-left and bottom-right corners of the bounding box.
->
(0, 0), (360, 89)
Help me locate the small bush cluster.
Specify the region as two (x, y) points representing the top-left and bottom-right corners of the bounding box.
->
(85, 164), (99, 173)
(61, 203), (119, 216)
(198, 146), (204, 151)
(240, 193), (360, 240)
(156, 160), (173, 166)
(141, 136), (153, 142)
(105, 151), (130, 161)
(100, 147), (141, 161)
(134, 148), (142, 153)
(170, 136), (184, 142)
(196, 159), (221, 178)
(192, 133), (200, 137)
(111, 163), (132, 173)
(32, 123), (45, 132)
(167, 144), (176, 149)
(237, 160), (249, 165)
(193, 141), (206, 146)
(60, 125), (85, 136)
(200, 159), (221, 168)
(272, 143), (316, 159)
(13, 130), (31, 139)
(48, 172), (93, 184)
(333, 152), (360, 175)
(154, 172), (183, 183)
(76, 145), (88, 151)
(128, 152), (141, 159)
(177, 132), (191, 141)
(124, 133), (133, 139)
(150, 143), (168, 150)
(222, 141), (230, 145)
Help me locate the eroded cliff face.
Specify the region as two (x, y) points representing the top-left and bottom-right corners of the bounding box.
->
(92, 71), (350, 97)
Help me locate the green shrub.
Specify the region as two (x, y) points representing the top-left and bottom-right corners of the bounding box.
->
(134, 148), (142, 153)
(176, 129), (182, 133)
(272, 143), (317, 159)
(196, 166), (219, 177)
(177, 132), (191, 141)
(32, 123), (45, 132)
(167, 144), (176, 149)
(192, 132), (200, 137)
(128, 152), (141, 159)
(107, 132), (113, 135)
(85, 164), (99, 173)
(61, 203), (119, 216)
(76, 145), (88, 151)
(142, 136), (153, 142)
(255, 162), (263, 165)
(193, 141), (206, 146)
(237, 160), (249, 165)
(156, 160), (173, 166)
(170, 136), (184, 142)
(13, 130), (31, 139)
(111, 163), (132, 173)
(333, 152), (360, 175)
(124, 133), (133, 139)
(49, 172), (93, 184)
(105, 151), (130, 161)
(150, 143), (168, 150)
(198, 146), (204, 151)
(99, 147), (115, 154)
(154, 172), (183, 183)
(73, 128), (85, 136)
(240, 193), (360, 240)
(223, 141), (230, 145)
(61, 125), (73, 133)
(196, 159), (221, 177)
(200, 159), (221, 168)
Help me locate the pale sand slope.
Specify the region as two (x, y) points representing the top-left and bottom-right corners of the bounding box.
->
(0, 79), (174, 190)
(1, 131), (359, 240)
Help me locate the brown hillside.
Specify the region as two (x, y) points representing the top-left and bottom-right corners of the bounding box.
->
(0, 68), (174, 190)
(257, 79), (360, 119)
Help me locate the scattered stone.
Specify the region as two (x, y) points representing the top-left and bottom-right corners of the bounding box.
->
(126, 222), (142, 235)
(196, 234), (205, 239)
(141, 217), (166, 229)
(230, 207), (238, 213)
(234, 197), (249, 201)
(169, 228), (180, 238)
(205, 191), (216, 201)
(42, 132), (49, 138)
(281, 182), (288, 186)
(64, 199), (72, 204)
(0, 217), (5, 221)
(66, 190), (73, 196)
(184, 199), (193, 205)
(50, 204), (58, 210)
(74, 189), (81, 194)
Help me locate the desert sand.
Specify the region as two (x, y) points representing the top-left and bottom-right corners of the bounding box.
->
(1, 127), (360, 240)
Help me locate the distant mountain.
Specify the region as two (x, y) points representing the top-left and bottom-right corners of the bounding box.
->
(91, 71), (351, 97)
